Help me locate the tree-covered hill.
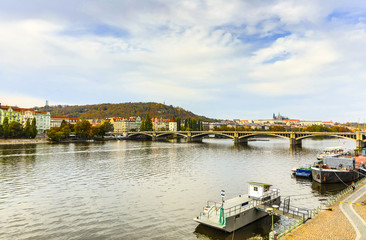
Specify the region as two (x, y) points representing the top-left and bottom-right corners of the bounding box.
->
(38, 102), (214, 121)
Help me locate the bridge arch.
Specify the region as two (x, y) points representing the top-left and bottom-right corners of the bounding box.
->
(238, 133), (290, 140)
(155, 132), (187, 138)
(127, 132), (154, 138)
(195, 132), (235, 139)
(295, 134), (357, 142)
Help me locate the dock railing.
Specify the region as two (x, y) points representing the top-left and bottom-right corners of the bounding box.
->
(199, 190), (281, 219)
(277, 176), (366, 239)
(225, 190), (280, 217)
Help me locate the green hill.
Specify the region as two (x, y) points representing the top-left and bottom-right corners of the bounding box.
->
(39, 102), (214, 121)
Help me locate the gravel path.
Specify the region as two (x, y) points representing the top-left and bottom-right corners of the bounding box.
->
(281, 201), (356, 240)
(353, 193), (366, 222)
(282, 181), (366, 240)
(340, 185), (366, 240)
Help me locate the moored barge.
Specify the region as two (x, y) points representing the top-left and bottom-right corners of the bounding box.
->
(193, 182), (281, 232)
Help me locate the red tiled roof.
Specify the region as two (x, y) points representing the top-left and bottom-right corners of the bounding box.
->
(51, 116), (69, 119)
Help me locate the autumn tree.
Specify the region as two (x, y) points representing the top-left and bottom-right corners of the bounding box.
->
(74, 120), (92, 139)
(48, 124), (71, 142)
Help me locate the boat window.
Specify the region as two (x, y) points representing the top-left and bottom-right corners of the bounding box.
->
(264, 186), (269, 192)
(254, 187), (258, 191)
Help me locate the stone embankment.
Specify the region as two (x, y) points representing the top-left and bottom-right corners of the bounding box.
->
(281, 179), (366, 240)
(0, 139), (48, 145)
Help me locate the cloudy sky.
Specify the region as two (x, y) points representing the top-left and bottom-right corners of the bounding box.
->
(1, 0), (366, 122)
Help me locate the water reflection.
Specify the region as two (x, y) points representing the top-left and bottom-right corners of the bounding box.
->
(0, 138), (359, 240)
(194, 215), (279, 240)
(311, 181), (348, 196)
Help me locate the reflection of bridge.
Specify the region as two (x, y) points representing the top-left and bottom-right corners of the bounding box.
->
(113, 131), (366, 148)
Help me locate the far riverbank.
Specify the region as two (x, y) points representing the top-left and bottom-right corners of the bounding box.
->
(0, 139), (49, 145)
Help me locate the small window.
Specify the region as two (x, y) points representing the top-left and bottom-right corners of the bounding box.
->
(254, 187), (258, 191)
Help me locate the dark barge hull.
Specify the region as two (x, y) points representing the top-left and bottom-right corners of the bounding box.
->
(311, 167), (359, 184)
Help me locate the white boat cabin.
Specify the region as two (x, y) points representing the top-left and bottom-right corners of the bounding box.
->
(248, 182), (272, 199)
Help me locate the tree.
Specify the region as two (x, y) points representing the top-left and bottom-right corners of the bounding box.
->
(60, 120), (68, 128)
(74, 120), (92, 139)
(30, 118), (37, 138)
(192, 119), (197, 131)
(48, 124), (71, 142)
(140, 119), (146, 131)
(176, 117), (181, 131)
(269, 125), (285, 131)
(144, 112), (153, 131)
(9, 121), (23, 138)
(24, 119), (32, 138)
(3, 117), (9, 139)
(100, 121), (114, 134)
(0, 124), (3, 137)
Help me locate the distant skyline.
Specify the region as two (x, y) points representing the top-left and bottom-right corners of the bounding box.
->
(1, 1), (366, 122)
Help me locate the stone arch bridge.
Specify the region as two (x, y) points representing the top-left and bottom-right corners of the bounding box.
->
(113, 131), (366, 148)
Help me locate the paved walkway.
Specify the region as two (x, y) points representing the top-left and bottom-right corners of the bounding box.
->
(282, 182), (366, 240)
(340, 185), (366, 240)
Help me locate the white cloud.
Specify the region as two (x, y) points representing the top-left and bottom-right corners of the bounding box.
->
(0, 92), (51, 108)
(1, 1), (366, 121)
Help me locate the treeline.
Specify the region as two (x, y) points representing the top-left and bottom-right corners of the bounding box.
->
(213, 124), (350, 132)
(138, 114), (204, 131)
(181, 117), (203, 131)
(0, 117), (37, 139)
(40, 102), (213, 121)
(48, 120), (114, 142)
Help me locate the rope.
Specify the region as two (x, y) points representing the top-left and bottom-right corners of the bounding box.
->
(353, 168), (366, 177)
(333, 171), (349, 187)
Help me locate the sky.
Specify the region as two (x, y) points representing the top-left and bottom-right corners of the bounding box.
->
(1, 0), (366, 122)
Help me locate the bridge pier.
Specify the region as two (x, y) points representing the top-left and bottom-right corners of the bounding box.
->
(290, 138), (302, 147)
(234, 137), (248, 145)
(187, 136), (202, 143)
(356, 140), (365, 150)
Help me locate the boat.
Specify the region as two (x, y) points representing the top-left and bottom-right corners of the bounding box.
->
(193, 182), (281, 232)
(317, 146), (351, 160)
(295, 166), (312, 177)
(291, 164), (312, 177)
(311, 156), (359, 184)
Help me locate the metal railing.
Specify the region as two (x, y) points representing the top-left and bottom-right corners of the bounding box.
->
(198, 190), (280, 219)
(277, 176), (366, 239)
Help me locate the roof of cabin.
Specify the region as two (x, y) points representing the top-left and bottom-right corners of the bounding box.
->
(248, 182), (272, 186)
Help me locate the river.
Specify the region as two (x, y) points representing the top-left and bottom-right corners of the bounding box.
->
(0, 138), (355, 239)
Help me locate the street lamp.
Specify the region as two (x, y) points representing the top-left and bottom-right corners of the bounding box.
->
(267, 205), (279, 240)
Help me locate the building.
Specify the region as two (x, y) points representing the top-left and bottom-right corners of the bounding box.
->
(153, 118), (169, 131)
(168, 117), (177, 131)
(0, 104), (51, 133)
(20, 108), (36, 126)
(51, 116), (80, 128)
(0, 105), (22, 124)
(36, 112), (51, 133)
(109, 116), (141, 132)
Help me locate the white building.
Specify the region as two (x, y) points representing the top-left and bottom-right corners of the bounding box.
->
(168, 117), (177, 131)
(20, 108), (36, 126)
(36, 112), (51, 133)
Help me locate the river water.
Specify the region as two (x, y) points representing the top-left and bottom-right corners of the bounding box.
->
(0, 138), (355, 240)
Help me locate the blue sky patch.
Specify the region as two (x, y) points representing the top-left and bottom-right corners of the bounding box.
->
(61, 23), (129, 38)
